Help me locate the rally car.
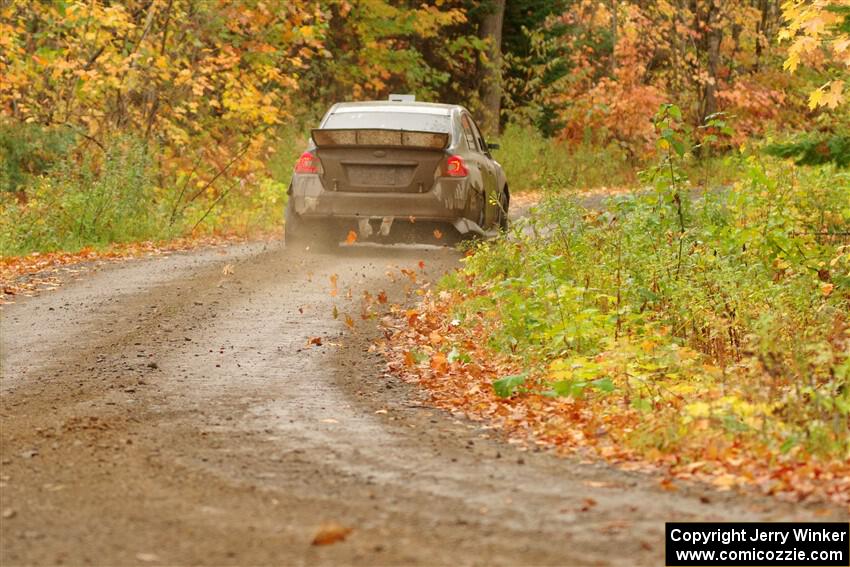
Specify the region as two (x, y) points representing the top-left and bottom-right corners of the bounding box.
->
(285, 97), (509, 248)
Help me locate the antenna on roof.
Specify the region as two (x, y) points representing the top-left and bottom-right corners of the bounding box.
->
(388, 94), (415, 102)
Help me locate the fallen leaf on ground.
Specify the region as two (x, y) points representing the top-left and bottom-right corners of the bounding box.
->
(345, 230), (358, 245)
(312, 522), (353, 546)
(712, 474), (738, 490)
(307, 336), (323, 346)
(403, 351), (416, 367)
(406, 309), (418, 326)
(430, 351), (448, 372)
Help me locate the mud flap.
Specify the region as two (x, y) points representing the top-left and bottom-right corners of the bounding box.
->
(357, 217), (395, 238)
(453, 218), (486, 236)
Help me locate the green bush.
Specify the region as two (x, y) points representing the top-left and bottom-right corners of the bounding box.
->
(764, 133), (850, 168)
(0, 135), (165, 255)
(0, 123), (77, 193)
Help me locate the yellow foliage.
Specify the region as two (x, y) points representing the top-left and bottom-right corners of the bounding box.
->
(780, 0), (850, 107)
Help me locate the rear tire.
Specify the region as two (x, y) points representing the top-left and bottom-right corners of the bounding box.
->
(284, 200), (337, 252)
(284, 199), (302, 247)
(498, 188), (510, 231)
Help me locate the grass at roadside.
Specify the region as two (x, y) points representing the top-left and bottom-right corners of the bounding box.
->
(384, 155), (850, 504)
(493, 124), (635, 192)
(0, 126), (304, 258)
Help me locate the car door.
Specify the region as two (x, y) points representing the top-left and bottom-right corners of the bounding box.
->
(460, 113), (497, 228)
(466, 116), (499, 228)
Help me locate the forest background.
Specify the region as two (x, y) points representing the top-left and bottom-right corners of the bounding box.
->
(1, 0), (847, 254)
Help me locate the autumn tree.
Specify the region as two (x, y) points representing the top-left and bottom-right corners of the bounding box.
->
(779, 0), (850, 108)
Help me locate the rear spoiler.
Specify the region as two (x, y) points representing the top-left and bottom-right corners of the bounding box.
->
(311, 128), (449, 150)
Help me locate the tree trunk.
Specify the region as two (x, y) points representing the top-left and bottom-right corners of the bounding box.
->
(700, 0), (722, 125)
(479, 0), (506, 137)
(609, 0), (618, 76)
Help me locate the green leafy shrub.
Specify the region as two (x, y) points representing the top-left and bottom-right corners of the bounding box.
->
(446, 147), (850, 460)
(764, 133), (850, 168)
(0, 123), (77, 193)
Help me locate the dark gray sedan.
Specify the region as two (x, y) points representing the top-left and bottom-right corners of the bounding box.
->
(285, 99), (509, 247)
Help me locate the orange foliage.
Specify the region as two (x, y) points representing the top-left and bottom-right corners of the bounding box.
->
(556, 6), (666, 158)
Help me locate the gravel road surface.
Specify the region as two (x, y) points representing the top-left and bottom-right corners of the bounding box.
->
(1, 237), (844, 566)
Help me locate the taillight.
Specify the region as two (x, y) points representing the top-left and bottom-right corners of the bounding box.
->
(443, 155), (468, 177)
(294, 151), (320, 174)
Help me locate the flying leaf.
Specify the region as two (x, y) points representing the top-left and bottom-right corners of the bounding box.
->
(400, 268), (417, 282)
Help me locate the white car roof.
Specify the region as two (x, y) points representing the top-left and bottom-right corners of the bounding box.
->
(333, 105), (450, 115)
(331, 101), (458, 116)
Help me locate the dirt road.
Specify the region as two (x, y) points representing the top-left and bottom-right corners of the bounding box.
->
(1, 239), (844, 566)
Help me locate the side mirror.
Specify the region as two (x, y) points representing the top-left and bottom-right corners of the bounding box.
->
(487, 142), (500, 150)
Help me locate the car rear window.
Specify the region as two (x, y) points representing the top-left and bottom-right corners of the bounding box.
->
(322, 111), (451, 133)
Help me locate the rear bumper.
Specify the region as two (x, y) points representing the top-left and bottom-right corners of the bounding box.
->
(288, 175), (472, 222)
